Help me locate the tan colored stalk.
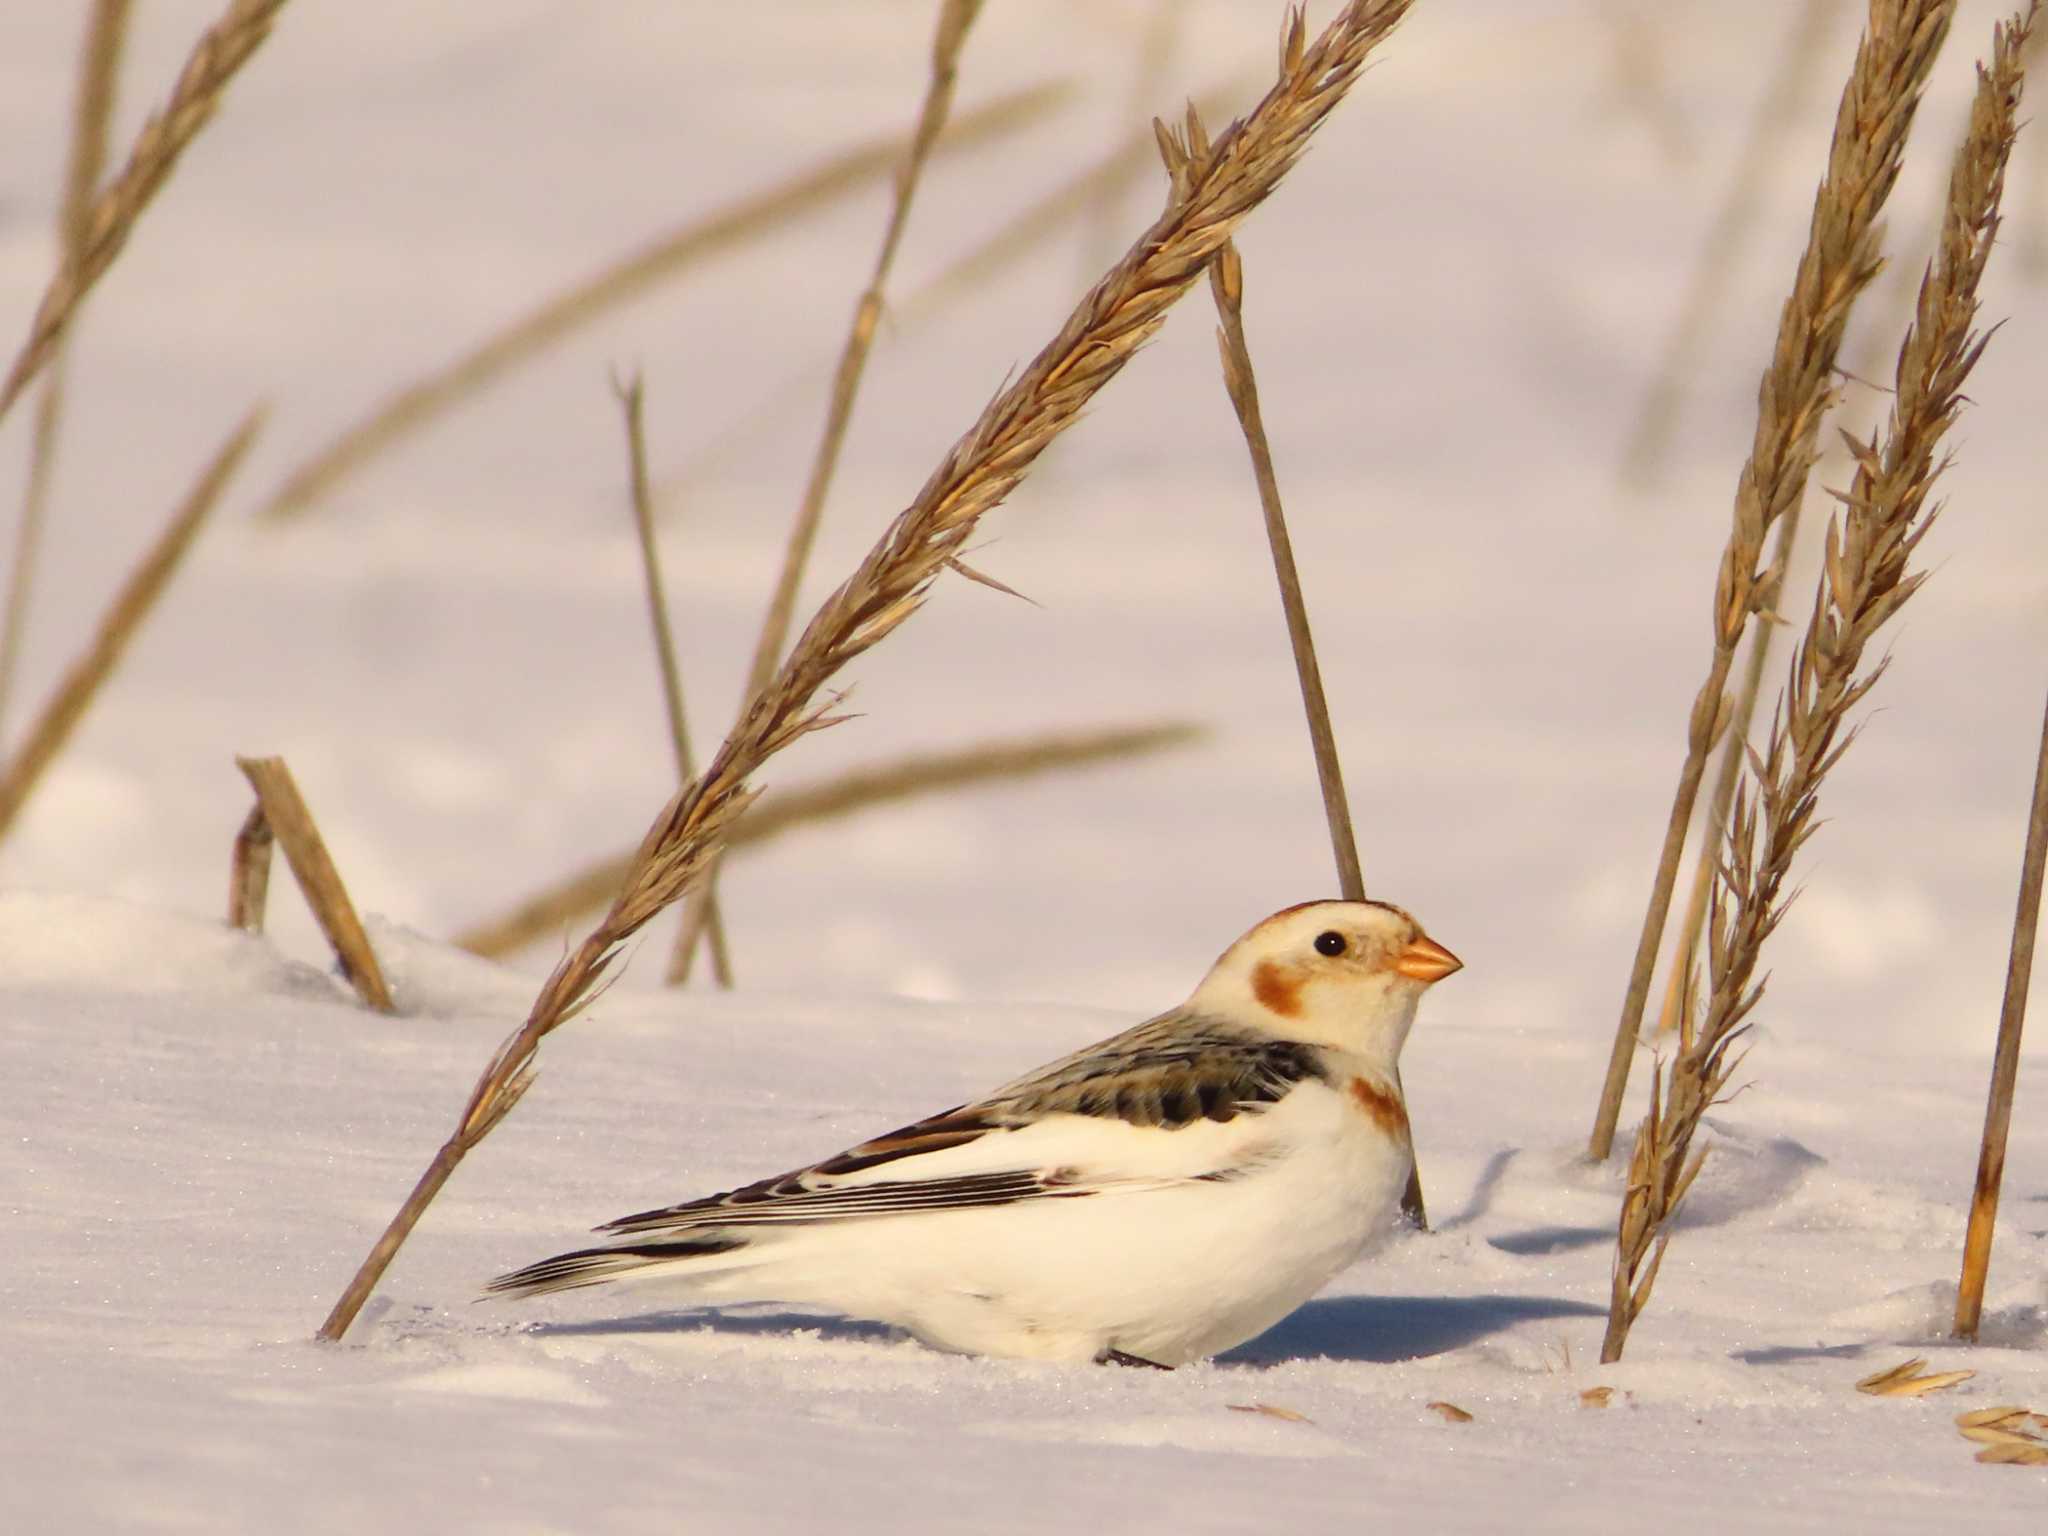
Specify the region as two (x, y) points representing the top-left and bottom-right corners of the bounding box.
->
(0, 0), (134, 737)
(1589, 0), (1956, 1162)
(675, 0), (988, 979)
(248, 83), (1065, 525)
(1604, 5), (2033, 1362)
(1655, 511), (1808, 1043)
(613, 375), (733, 987)
(228, 803), (275, 931)
(0, 410), (261, 845)
(0, 0), (287, 428)
(316, 0), (1419, 1344)
(1623, 0), (1845, 487)
(235, 757), (395, 1012)
(1955, 685), (2048, 1339)
(2024, 20), (2048, 275)
(1162, 96), (1417, 1220)
(454, 720), (1204, 960)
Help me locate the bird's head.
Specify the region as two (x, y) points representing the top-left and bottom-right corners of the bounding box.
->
(1191, 899), (1461, 1064)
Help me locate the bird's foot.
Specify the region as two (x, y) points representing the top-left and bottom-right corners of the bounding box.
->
(1097, 1347), (1173, 1370)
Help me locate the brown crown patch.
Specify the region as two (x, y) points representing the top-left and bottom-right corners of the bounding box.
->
(1348, 1075), (1410, 1141)
(1251, 959), (1303, 1018)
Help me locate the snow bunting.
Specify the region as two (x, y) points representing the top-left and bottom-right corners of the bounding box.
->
(489, 899), (1460, 1366)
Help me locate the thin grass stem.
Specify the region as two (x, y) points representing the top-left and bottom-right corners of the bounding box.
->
(235, 756), (394, 1012)
(675, 0), (990, 979)
(0, 0), (133, 739)
(0, 0), (288, 429)
(614, 373), (733, 987)
(454, 721), (1205, 960)
(1589, 0), (1956, 1161)
(1955, 684), (2048, 1339)
(0, 409), (262, 846)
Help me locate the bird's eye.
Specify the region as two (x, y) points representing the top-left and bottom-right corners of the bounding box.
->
(1314, 930), (1346, 957)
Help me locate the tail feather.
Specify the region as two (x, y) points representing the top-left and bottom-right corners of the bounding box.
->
(485, 1234), (746, 1299)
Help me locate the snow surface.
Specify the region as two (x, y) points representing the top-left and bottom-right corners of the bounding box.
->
(5, 0), (2048, 1529)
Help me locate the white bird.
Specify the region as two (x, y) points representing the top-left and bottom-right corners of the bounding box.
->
(489, 898), (1461, 1367)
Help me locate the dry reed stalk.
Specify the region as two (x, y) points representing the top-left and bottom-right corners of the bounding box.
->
(235, 756), (394, 1012)
(613, 375), (733, 988)
(674, 0), (989, 979)
(1163, 102), (1420, 1221)
(1957, 1405), (2048, 1464)
(1654, 570), (1804, 1044)
(0, 0), (286, 428)
(1588, 0), (1956, 1162)
(315, 0), (1418, 1344)
(453, 720), (1205, 959)
(228, 802), (275, 931)
(0, 410), (261, 846)
(1621, 0), (1846, 487)
(1954, 685), (2048, 1339)
(1601, 6), (2033, 1363)
(249, 83), (1065, 526)
(2024, 21), (2048, 275)
(1855, 1357), (1975, 1395)
(0, 0), (134, 738)
(650, 80), (1246, 515)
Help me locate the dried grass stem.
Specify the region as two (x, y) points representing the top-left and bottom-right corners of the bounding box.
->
(0, 0), (287, 428)
(0, 410), (262, 845)
(1590, 0), (1957, 1161)
(0, 0), (134, 736)
(1602, 4), (2033, 1361)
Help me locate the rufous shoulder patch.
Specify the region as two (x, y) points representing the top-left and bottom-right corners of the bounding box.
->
(1348, 1075), (1410, 1140)
(1251, 960), (1303, 1018)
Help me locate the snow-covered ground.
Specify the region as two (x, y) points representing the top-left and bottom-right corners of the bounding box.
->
(4, 1), (2048, 1528)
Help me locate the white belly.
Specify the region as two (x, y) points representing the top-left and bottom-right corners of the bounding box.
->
(707, 1074), (1413, 1364)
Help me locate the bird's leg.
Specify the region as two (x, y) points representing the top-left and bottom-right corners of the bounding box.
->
(1097, 1347), (1174, 1371)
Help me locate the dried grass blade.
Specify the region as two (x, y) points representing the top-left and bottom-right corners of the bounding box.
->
(0, 0), (134, 737)
(228, 802), (276, 931)
(236, 756), (394, 1013)
(679, 0), (991, 978)
(1974, 1442), (2048, 1465)
(0, 0), (287, 427)
(454, 721), (1206, 958)
(1857, 1362), (1976, 1397)
(1955, 678), (2048, 1336)
(1590, 0), (1959, 1164)
(1949, 1417), (2031, 1441)
(1228, 1402), (1312, 1423)
(0, 409), (262, 847)
(614, 373), (733, 988)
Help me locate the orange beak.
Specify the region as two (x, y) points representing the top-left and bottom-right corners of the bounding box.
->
(1393, 934), (1463, 984)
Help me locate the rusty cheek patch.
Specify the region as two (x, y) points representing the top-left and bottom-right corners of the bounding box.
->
(1348, 1076), (1410, 1140)
(1251, 960), (1303, 1018)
